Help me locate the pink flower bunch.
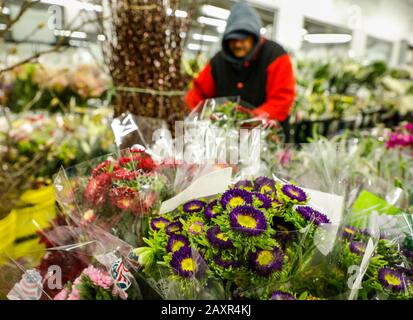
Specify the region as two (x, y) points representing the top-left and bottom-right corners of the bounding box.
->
(82, 265), (114, 290)
(53, 265), (121, 300)
(385, 123), (413, 150)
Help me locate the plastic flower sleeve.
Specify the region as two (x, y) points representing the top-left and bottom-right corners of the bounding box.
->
(130, 176), (336, 300)
(53, 148), (171, 247)
(0, 224), (144, 300)
(111, 112), (168, 150)
(300, 188), (413, 300)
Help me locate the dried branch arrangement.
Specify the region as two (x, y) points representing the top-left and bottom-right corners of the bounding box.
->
(101, 0), (194, 128)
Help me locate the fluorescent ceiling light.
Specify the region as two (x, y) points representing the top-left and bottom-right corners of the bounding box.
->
(175, 10), (188, 18)
(71, 31), (87, 39)
(69, 39), (87, 47)
(198, 16), (227, 28)
(304, 33), (352, 44)
(201, 5), (230, 20)
(193, 33), (219, 43)
(40, 0), (102, 12)
(187, 43), (209, 51)
(1, 6), (10, 15)
(54, 29), (87, 39)
(166, 8), (188, 18)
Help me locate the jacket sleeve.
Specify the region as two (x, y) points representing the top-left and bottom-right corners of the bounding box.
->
(252, 54), (295, 122)
(185, 63), (216, 111)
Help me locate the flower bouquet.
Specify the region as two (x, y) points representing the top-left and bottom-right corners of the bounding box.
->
(131, 176), (332, 300)
(385, 123), (413, 153)
(292, 186), (413, 300)
(0, 220), (144, 300)
(54, 148), (171, 247)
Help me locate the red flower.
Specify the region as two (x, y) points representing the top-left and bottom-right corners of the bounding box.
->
(92, 160), (113, 176)
(136, 156), (156, 171)
(118, 157), (132, 166)
(109, 187), (141, 212)
(113, 168), (139, 180)
(83, 173), (112, 207)
(130, 147), (145, 153)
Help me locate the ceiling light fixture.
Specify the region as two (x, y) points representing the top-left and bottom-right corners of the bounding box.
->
(304, 33), (353, 44)
(201, 5), (230, 20)
(197, 16), (227, 29)
(192, 33), (219, 43)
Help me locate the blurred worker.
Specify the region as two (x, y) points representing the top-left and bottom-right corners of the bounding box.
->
(186, 1), (295, 122)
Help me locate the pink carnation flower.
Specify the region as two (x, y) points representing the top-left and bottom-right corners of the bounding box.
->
(82, 266), (113, 290)
(53, 288), (68, 300)
(67, 287), (80, 300)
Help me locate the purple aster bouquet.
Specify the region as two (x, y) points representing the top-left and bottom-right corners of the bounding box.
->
(131, 176), (331, 300)
(294, 212), (413, 300)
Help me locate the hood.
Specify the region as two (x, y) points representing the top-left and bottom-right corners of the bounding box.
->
(222, 1), (263, 64)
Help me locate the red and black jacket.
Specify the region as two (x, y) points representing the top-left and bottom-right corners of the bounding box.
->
(186, 38), (296, 122)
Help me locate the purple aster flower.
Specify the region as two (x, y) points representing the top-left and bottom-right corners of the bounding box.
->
(165, 221), (183, 235)
(349, 242), (366, 255)
(170, 247), (197, 278)
(234, 180), (254, 191)
(166, 234), (190, 253)
(254, 177), (276, 194)
(280, 184), (308, 203)
(359, 228), (371, 237)
(342, 225), (358, 240)
(183, 200), (206, 213)
(150, 217), (170, 231)
(296, 206), (330, 225)
(204, 199), (220, 219)
(270, 291), (296, 300)
(188, 221), (205, 235)
(229, 205), (267, 236)
(220, 189), (253, 210)
(206, 226), (233, 249)
(250, 247), (284, 277)
(253, 192), (272, 209)
(213, 254), (240, 269)
(378, 268), (407, 293)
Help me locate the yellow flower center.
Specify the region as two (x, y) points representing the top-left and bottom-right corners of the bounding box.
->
(189, 205), (200, 211)
(155, 221), (167, 229)
(120, 199), (131, 207)
(181, 258), (195, 271)
(169, 226), (179, 232)
(345, 227), (355, 234)
(216, 232), (229, 241)
(83, 209), (94, 221)
(229, 197), (245, 207)
(190, 223), (203, 234)
(384, 273), (401, 286)
(257, 250), (274, 266)
(237, 214), (257, 229)
(172, 241), (185, 252)
(261, 185), (272, 193)
(289, 189), (299, 197)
